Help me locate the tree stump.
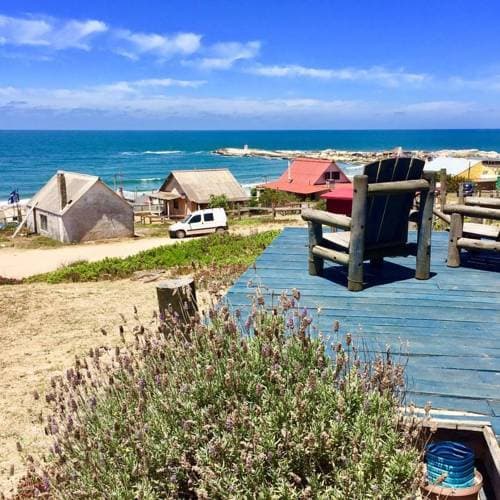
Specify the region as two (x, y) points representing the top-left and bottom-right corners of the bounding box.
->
(156, 277), (197, 323)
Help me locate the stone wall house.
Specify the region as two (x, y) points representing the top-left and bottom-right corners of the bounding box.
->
(26, 171), (134, 242)
(150, 169), (249, 218)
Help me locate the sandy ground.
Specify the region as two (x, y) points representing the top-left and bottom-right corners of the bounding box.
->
(0, 280), (218, 496)
(0, 221), (304, 280)
(0, 218), (306, 495)
(0, 236), (185, 280)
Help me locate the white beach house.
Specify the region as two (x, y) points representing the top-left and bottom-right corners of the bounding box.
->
(26, 171), (134, 243)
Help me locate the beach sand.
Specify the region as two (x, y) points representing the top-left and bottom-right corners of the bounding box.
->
(0, 280), (221, 496)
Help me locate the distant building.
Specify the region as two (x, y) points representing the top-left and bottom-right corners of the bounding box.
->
(0, 205), (23, 226)
(151, 169), (249, 218)
(26, 171), (134, 242)
(259, 158), (350, 199)
(425, 157), (500, 190)
(457, 159), (500, 190)
(424, 157), (475, 177)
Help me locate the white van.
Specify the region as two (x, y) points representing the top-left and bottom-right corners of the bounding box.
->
(169, 208), (228, 239)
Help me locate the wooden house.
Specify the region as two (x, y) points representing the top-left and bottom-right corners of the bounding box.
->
(459, 159), (500, 190)
(26, 171), (134, 243)
(150, 169), (249, 218)
(425, 157), (500, 191)
(259, 158), (350, 199)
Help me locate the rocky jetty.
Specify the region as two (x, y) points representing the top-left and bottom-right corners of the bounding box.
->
(214, 147), (500, 164)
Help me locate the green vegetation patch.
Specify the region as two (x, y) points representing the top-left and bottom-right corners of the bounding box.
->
(26, 231), (279, 284)
(21, 295), (421, 498)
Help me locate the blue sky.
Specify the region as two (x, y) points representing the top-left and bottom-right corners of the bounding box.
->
(0, 0), (499, 129)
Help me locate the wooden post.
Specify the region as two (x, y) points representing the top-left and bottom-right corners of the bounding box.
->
(307, 221), (323, 276)
(447, 213), (463, 267)
(416, 172), (435, 280)
(458, 183), (465, 205)
(348, 175), (368, 291)
(157, 277), (197, 324)
(439, 168), (447, 209)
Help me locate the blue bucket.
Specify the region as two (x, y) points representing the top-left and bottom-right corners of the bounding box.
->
(425, 441), (475, 488)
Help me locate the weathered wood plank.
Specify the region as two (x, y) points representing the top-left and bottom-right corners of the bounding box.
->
(227, 228), (500, 432)
(348, 175), (368, 291)
(367, 178), (429, 195)
(301, 208), (351, 229)
(443, 203), (500, 220)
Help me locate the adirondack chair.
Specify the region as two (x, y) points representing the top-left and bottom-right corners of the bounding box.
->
(444, 196), (500, 267)
(302, 157), (436, 291)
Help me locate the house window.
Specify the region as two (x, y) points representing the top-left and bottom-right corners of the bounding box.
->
(325, 171), (340, 182)
(40, 214), (48, 231)
(204, 213), (214, 222)
(173, 199), (179, 209)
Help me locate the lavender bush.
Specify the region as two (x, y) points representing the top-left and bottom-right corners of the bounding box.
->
(20, 291), (422, 499)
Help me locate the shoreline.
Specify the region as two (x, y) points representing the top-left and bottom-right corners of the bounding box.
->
(214, 147), (500, 164)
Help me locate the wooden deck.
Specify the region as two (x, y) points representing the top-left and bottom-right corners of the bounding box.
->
(227, 228), (500, 435)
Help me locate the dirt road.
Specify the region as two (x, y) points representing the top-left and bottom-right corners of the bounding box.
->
(0, 222), (302, 280)
(0, 236), (184, 279)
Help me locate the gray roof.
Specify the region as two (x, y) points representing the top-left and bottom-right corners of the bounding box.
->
(161, 169), (249, 204)
(424, 157), (476, 176)
(28, 171), (100, 215)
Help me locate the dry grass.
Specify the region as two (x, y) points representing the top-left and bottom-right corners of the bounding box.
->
(0, 279), (216, 496)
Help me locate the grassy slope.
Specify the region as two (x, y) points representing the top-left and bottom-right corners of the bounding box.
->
(27, 231), (279, 284)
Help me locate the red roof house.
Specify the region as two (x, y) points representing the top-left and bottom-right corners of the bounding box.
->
(321, 183), (354, 216)
(260, 158), (350, 198)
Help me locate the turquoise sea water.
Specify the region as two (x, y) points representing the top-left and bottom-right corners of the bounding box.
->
(1, 129), (499, 201)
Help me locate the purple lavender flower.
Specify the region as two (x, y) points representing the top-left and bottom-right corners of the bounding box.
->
(138, 379), (146, 393)
(244, 316), (252, 330)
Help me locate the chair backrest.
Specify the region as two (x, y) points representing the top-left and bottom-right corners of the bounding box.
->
(362, 157), (425, 248)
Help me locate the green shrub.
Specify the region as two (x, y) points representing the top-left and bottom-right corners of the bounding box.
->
(314, 198), (327, 211)
(26, 231), (278, 284)
(26, 292), (422, 498)
(208, 194), (230, 210)
(259, 189), (300, 207)
(445, 175), (467, 194)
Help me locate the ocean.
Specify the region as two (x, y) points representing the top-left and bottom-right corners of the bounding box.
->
(1, 129), (499, 202)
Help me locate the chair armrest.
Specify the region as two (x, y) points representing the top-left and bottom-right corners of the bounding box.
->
(301, 208), (352, 229)
(465, 197), (500, 209)
(443, 204), (500, 221)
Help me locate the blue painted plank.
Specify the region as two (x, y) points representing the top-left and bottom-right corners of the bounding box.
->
(227, 227), (500, 434)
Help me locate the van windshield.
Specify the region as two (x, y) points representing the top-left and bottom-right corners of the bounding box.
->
(181, 214), (192, 223)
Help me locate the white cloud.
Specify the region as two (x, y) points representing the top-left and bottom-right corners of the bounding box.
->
(249, 64), (428, 87)
(0, 82), (484, 123)
(50, 19), (107, 50)
(0, 14), (107, 50)
(114, 30), (202, 59)
(94, 78), (206, 93)
(398, 100), (474, 113)
(133, 78), (206, 88)
(448, 75), (500, 92)
(0, 15), (51, 46)
(193, 41), (261, 70)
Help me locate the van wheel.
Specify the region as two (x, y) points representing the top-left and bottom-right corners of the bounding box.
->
(216, 227), (226, 234)
(176, 230), (186, 239)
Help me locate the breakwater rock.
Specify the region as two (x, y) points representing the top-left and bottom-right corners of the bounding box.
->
(214, 147), (500, 164)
